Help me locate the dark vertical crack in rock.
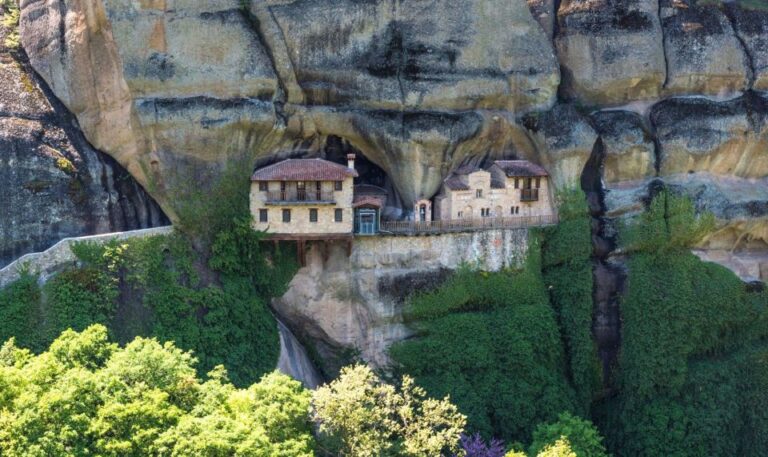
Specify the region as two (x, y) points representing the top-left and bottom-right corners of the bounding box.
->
(722, 6), (756, 89)
(582, 136), (624, 391)
(659, 1), (670, 89)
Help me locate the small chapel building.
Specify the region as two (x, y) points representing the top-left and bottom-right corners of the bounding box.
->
(433, 160), (554, 221)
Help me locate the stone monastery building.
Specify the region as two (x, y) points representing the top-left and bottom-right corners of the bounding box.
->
(250, 155), (555, 238)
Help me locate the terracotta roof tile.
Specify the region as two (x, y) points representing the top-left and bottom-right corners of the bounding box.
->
(493, 160), (548, 177)
(251, 158), (358, 181)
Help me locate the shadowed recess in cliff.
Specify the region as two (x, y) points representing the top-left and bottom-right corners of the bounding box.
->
(0, 15), (168, 269)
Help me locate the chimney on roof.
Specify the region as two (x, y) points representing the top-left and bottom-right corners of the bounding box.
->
(347, 154), (356, 170)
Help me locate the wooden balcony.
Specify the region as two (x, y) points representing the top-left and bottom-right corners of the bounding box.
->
(380, 214), (558, 235)
(265, 190), (336, 205)
(520, 188), (539, 202)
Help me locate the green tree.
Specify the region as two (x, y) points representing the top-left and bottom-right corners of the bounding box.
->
(312, 364), (466, 456)
(529, 413), (608, 457)
(0, 325), (315, 457)
(536, 437), (578, 457)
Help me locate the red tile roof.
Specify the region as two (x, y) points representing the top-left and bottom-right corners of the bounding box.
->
(493, 160), (548, 177)
(251, 158), (358, 181)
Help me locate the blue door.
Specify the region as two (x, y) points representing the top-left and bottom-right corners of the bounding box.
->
(355, 209), (378, 235)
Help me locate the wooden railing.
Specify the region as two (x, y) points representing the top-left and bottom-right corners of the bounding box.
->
(520, 188), (539, 202)
(380, 214), (558, 235)
(265, 190), (335, 204)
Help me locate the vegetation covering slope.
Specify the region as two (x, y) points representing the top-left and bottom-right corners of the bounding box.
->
(389, 191), (599, 444)
(0, 222), (297, 387)
(595, 192), (768, 456)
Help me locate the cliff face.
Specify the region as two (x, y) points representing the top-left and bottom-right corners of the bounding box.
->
(0, 7), (167, 268)
(11, 0), (768, 365)
(273, 229), (530, 374)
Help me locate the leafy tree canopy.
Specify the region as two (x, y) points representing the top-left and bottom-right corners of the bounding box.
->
(0, 325), (314, 457)
(311, 364), (467, 457)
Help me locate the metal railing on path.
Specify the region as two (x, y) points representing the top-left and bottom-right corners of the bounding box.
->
(380, 214), (558, 235)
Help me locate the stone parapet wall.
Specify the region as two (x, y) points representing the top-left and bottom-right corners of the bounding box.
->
(353, 228), (530, 272)
(0, 226), (174, 289)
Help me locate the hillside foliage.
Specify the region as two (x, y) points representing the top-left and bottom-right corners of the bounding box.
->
(390, 190), (597, 444)
(0, 220), (297, 387)
(596, 191), (768, 456)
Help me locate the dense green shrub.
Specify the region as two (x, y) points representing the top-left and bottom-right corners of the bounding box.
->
(598, 192), (768, 456)
(539, 190), (601, 412)
(529, 412), (608, 457)
(0, 220), (297, 387)
(390, 259), (578, 443)
(43, 267), (118, 342)
(0, 272), (42, 352)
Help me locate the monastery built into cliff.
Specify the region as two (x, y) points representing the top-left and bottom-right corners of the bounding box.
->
(250, 154), (557, 247)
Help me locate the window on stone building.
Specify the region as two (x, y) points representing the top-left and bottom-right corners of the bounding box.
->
(514, 178), (519, 189)
(535, 177), (541, 188)
(476, 189), (483, 198)
(259, 209), (268, 222)
(259, 181), (268, 191)
(335, 208), (343, 222)
(335, 181), (343, 191)
(458, 211), (463, 218)
(309, 208), (318, 222)
(282, 209), (291, 223)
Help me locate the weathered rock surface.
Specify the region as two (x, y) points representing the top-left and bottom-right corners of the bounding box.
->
(651, 94), (768, 178)
(18, 0), (562, 215)
(273, 229), (530, 371)
(556, 0), (666, 105)
(725, 3), (768, 92)
(263, 0), (559, 112)
(527, 0), (556, 38)
(526, 104), (599, 190)
(0, 16), (166, 269)
(660, 1), (750, 97)
(592, 110), (656, 184)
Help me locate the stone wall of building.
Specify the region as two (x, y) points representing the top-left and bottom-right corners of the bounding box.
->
(273, 228), (530, 371)
(250, 178), (354, 234)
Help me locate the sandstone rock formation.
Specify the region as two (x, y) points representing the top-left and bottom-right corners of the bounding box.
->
(0, 11), (166, 268)
(10, 0), (768, 368)
(556, 0), (666, 105)
(660, 0), (750, 97)
(651, 94), (768, 178)
(592, 110), (655, 185)
(725, 3), (768, 92)
(526, 104), (598, 190)
(18, 0), (562, 215)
